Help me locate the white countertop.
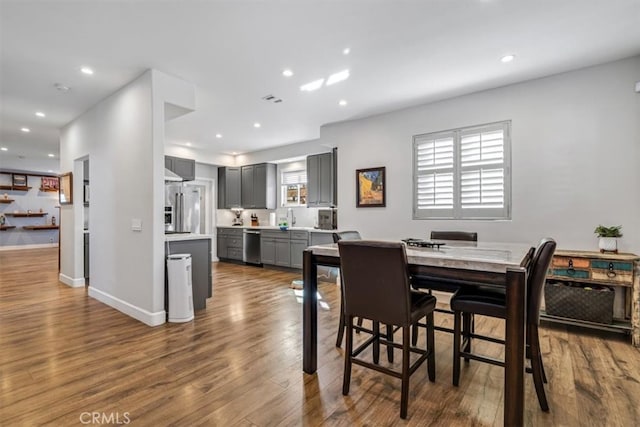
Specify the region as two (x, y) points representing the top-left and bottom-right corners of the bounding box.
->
(216, 225), (338, 233)
(165, 233), (214, 242)
(309, 240), (533, 273)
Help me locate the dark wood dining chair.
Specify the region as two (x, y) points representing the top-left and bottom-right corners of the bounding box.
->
(333, 231), (365, 348)
(411, 231), (478, 344)
(450, 238), (556, 411)
(338, 240), (437, 419)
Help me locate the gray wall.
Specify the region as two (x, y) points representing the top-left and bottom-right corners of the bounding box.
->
(325, 56), (639, 253)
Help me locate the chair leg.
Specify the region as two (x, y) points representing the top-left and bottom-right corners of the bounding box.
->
(529, 326), (549, 411)
(386, 324), (394, 363)
(453, 310), (461, 387)
(426, 312), (436, 382)
(462, 312), (472, 363)
(335, 292), (346, 347)
(356, 316), (363, 334)
(400, 326), (410, 419)
(373, 321), (380, 364)
(411, 318), (419, 346)
(342, 315), (353, 396)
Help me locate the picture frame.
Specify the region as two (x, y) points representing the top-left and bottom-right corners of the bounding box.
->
(356, 166), (386, 208)
(12, 174), (27, 187)
(59, 172), (73, 205)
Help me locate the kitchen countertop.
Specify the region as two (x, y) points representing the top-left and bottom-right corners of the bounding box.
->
(165, 233), (214, 242)
(216, 225), (338, 233)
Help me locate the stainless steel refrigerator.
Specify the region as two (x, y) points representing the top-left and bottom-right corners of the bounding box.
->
(165, 184), (202, 233)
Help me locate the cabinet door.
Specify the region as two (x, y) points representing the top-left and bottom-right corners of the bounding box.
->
(275, 240), (291, 267)
(165, 156), (174, 171)
(217, 168), (226, 208)
(225, 167), (242, 208)
(318, 152), (334, 206)
(261, 238), (276, 264)
(253, 164), (267, 209)
(217, 235), (228, 259)
(306, 154), (319, 207)
(241, 165), (254, 208)
(173, 157), (195, 181)
(290, 240), (308, 269)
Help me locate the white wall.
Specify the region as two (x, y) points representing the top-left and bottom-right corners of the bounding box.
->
(60, 70), (195, 326)
(324, 56), (640, 254)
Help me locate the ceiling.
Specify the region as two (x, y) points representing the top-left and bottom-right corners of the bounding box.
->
(1, 0), (640, 168)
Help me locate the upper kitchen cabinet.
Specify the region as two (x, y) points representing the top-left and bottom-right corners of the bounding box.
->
(165, 155), (195, 181)
(307, 149), (337, 207)
(241, 163), (276, 209)
(218, 167), (242, 208)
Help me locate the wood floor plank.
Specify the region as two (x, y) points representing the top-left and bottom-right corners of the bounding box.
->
(1, 248), (639, 425)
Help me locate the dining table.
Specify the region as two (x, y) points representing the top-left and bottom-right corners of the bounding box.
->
(302, 240), (533, 427)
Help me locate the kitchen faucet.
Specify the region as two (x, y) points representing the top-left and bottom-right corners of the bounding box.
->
(287, 208), (296, 226)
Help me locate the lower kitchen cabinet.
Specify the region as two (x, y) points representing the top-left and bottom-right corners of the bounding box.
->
(165, 238), (212, 311)
(217, 227), (243, 261)
(290, 240), (307, 269)
(261, 238), (276, 264)
(275, 240), (291, 267)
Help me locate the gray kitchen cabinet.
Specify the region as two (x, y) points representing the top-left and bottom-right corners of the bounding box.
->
(307, 150), (337, 207)
(165, 155), (195, 181)
(309, 231), (334, 246)
(241, 163), (276, 209)
(290, 239), (308, 269)
(217, 227), (243, 260)
(165, 238), (212, 310)
(218, 167), (242, 208)
(261, 238), (275, 264)
(275, 240), (291, 267)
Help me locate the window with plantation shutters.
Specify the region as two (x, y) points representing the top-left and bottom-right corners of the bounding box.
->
(413, 121), (511, 220)
(281, 170), (307, 206)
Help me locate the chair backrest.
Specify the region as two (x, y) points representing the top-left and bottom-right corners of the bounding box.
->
(338, 240), (412, 326)
(333, 231), (362, 243)
(430, 231), (478, 242)
(527, 238), (556, 325)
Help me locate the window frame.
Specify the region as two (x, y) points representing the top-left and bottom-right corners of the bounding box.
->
(280, 169), (307, 207)
(412, 120), (512, 220)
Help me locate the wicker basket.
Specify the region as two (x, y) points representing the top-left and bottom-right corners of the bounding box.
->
(544, 280), (614, 324)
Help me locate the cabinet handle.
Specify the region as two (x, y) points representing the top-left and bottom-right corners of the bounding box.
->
(567, 259), (575, 275)
(607, 262), (617, 278)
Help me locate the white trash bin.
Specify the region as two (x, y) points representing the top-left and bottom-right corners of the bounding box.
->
(167, 254), (194, 322)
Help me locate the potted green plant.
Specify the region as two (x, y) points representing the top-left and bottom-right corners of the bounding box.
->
(594, 225), (622, 253)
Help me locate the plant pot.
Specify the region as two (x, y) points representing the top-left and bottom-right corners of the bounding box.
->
(598, 237), (618, 253)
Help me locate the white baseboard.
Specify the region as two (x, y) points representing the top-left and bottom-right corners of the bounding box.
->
(88, 286), (166, 327)
(0, 243), (58, 251)
(59, 273), (86, 288)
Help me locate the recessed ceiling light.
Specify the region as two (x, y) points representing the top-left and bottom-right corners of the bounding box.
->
(253, 122), (261, 128)
(339, 100), (348, 106)
(35, 112), (46, 118)
(215, 133), (223, 139)
(326, 69), (350, 86)
(48, 153), (55, 157)
(501, 54), (515, 63)
(343, 47), (351, 55)
(282, 69), (294, 77)
(1, 147), (7, 151)
(21, 127), (30, 133)
(186, 142), (192, 147)
(80, 66), (94, 75)
(300, 78), (325, 92)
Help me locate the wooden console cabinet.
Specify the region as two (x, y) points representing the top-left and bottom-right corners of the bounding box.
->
(543, 249), (640, 346)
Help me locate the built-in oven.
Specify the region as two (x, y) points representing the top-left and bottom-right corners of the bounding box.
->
(164, 206), (174, 231)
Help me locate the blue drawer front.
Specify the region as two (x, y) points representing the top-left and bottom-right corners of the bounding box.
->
(551, 268), (590, 279)
(590, 260), (633, 271)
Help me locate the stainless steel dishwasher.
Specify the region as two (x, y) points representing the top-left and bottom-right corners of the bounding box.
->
(243, 229), (261, 265)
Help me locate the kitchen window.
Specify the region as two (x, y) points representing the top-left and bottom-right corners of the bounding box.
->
(281, 170), (307, 206)
(413, 121), (511, 220)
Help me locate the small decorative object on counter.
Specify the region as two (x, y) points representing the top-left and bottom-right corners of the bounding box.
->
(3, 193), (8, 200)
(51, 216), (56, 226)
(27, 209), (32, 214)
(39, 208), (43, 213)
(250, 214), (259, 227)
(594, 225), (622, 253)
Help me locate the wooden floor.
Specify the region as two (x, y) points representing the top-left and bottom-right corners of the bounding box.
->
(1, 248), (639, 426)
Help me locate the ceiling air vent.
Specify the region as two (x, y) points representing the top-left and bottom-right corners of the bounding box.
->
(262, 94), (283, 104)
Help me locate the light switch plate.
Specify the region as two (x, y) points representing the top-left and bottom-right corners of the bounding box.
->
(131, 219), (142, 231)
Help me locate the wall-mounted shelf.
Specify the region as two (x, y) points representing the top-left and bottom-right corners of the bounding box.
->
(22, 225), (59, 230)
(0, 199), (15, 204)
(39, 187), (59, 193)
(0, 185), (32, 191)
(4, 212), (48, 217)
(0, 225), (16, 231)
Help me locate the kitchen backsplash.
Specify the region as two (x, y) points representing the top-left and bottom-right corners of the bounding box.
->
(217, 206), (322, 228)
